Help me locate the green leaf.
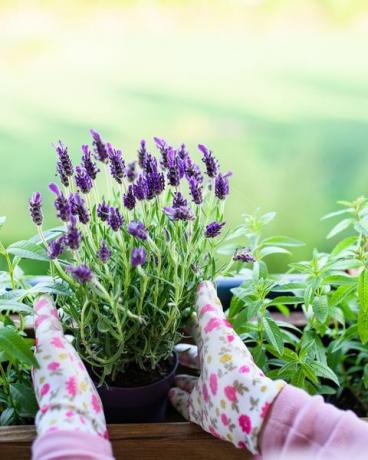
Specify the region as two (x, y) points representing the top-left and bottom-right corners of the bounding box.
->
(321, 208), (353, 220)
(326, 218), (353, 239)
(262, 317), (284, 355)
(330, 236), (357, 257)
(0, 301), (33, 314)
(7, 240), (49, 262)
(309, 362), (339, 386)
(0, 407), (15, 426)
(312, 295), (328, 323)
(363, 364), (368, 390)
(259, 246), (291, 258)
(260, 212), (276, 225)
(329, 285), (355, 308)
(9, 383), (37, 418)
(262, 236), (304, 247)
(28, 282), (71, 297)
(269, 295), (303, 305)
(0, 327), (37, 366)
(358, 269), (368, 344)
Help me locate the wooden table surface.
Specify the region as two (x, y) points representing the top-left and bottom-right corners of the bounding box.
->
(0, 423), (250, 460)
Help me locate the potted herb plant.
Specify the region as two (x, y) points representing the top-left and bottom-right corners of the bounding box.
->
(27, 132), (232, 422)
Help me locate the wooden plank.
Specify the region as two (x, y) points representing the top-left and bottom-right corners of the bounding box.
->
(0, 423), (250, 460)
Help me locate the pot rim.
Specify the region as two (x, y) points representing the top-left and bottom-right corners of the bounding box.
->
(96, 351), (179, 392)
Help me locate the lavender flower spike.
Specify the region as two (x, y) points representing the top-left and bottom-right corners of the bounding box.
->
(215, 173), (230, 200)
(164, 206), (194, 221)
(75, 166), (93, 194)
(173, 191), (187, 208)
(137, 140), (147, 168)
(29, 192), (43, 226)
(188, 177), (203, 205)
(126, 161), (137, 183)
(82, 144), (100, 180)
(233, 248), (256, 263)
(97, 200), (109, 222)
(199, 144), (218, 178)
(97, 240), (111, 264)
(108, 207), (124, 231)
(55, 141), (74, 177)
(127, 221), (148, 240)
(131, 247), (146, 267)
(66, 216), (82, 250)
(90, 129), (109, 163)
(167, 148), (180, 187)
(133, 175), (147, 201)
(67, 264), (93, 284)
(48, 235), (66, 259)
(107, 143), (125, 184)
(69, 193), (89, 224)
(123, 185), (136, 210)
(205, 221), (226, 238)
(56, 161), (70, 187)
(49, 183), (70, 222)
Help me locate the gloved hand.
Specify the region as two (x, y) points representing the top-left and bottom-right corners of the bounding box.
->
(169, 281), (285, 454)
(32, 295), (108, 439)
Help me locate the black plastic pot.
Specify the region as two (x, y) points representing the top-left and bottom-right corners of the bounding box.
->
(96, 353), (179, 424)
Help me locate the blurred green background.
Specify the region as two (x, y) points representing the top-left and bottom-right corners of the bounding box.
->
(1, 0), (368, 272)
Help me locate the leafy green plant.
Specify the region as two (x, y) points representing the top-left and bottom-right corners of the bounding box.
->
(227, 205), (368, 414)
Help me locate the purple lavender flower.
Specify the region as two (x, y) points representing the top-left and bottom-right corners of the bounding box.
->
(97, 200), (109, 222)
(125, 161), (137, 183)
(138, 140), (147, 168)
(56, 161), (70, 187)
(75, 166), (93, 194)
(108, 207), (124, 231)
(107, 143), (125, 184)
(143, 153), (158, 174)
(133, 175), (147, 201)
(184, 156), (203, 184)
(97, 240), (111, 264)
(199, 144), (218, 178)
(127, 221), (148, 240)
(154, 136), (170, 169)
(69, 193), (89, 224)
(55, 141), (74, 177)
(233, 248), (256, 263)
(146, 171), (165, 200)
(67, 264), (93, 284)
(82, 144), (99, 180)
(90, 129), (108, 163)
(173, 192), (187, 208)
(188, 177), (203, 205)
(164, 206), (194, 221)
(123, 185), (136, 210)
(215, 173), (230, 200)
(131, 247), (146, 267)
(205, 221), (226, 238)
(177, 143), (188, 160)
(66, 216), (81, 250)
(49, 183), (71, 222)
(29, 192), (43, 226)
(47, 236), (66, 259)
(167, 148), (181, 187)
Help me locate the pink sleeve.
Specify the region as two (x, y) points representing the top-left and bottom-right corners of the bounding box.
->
(259, 384), (368, 460)
(32, 430), (114, 460)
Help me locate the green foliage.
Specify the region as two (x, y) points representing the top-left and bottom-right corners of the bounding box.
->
(0, 217), (45, 426)
(228, 202), (368, 413)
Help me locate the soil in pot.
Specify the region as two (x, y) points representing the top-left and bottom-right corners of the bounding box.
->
(92, 353), (179, 424)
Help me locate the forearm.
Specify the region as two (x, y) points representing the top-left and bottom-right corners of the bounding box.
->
(259, 384), (368, 460)
(33, 430), (114, 460)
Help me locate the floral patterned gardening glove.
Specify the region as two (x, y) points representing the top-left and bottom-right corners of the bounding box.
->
(169, 281), (285, 454)
(32, 295), (109, 439)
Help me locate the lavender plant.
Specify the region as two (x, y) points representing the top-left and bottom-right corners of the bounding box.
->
(29, 132), (231, 383)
